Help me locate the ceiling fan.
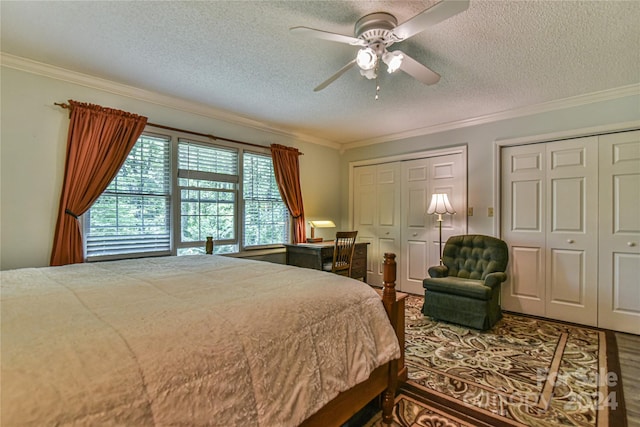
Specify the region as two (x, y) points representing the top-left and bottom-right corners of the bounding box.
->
(290, 0), (469, 93)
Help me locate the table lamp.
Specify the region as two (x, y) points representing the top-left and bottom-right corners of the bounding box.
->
(307, 220), (336, 243)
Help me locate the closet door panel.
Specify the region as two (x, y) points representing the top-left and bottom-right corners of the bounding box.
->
(428, 154), (466, 267)
(353, 163), (401, 286)
(512, 180), (542, 231)
(353, 165), (378, 283)
(375, 163), (401, 285)
(359, 236), (375, 276)
(407, 241), (428, 281)
(613, 253), (640, 312)
(377, 237), (398, 277)
(400, 159), (431, 295)
(599, 130), (640, 334)
(378, 189), (397, 226)
(548, 248), (586, 305)
(614, 174), (640, 232)
(545, 138), (597, 326)
(501, 145), (546, 316)
(510, 246), (545, 300)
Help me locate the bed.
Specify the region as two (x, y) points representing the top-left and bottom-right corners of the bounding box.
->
(1, 253), (402, 426)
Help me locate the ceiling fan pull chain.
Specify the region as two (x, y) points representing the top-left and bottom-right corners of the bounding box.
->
(375, 69), (380, 100)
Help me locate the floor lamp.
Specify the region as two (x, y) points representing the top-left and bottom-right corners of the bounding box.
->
(427, 193), (456, 265)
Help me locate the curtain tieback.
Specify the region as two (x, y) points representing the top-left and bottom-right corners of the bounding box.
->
(65, 209), (79, 219)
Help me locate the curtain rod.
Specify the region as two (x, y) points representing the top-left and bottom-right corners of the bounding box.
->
(54, 102), (300, 153)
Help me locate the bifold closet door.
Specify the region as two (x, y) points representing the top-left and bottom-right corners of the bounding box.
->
(501, 137), (598, 326)
(598, 130), (640, 335)
(353, 152), (465, 292)
(352, 163), (401, 287)
(400, 154), (465, 295)
(544, 137), (598, 326)
(501, 144), (547, 316)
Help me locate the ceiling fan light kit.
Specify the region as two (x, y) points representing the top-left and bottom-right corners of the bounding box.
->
(290, 0), (470, 93)
(356, 47), (378, 71)
(382, 51), (404, 73)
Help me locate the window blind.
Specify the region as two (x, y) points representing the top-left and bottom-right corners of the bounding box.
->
(177, 141), (239, 250)
(85, 134), (171, 258)
(243, 152), (289, 248)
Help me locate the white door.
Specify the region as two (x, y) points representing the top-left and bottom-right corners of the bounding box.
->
(353, 163), (401, 287)
(428, 154), (466, 268)
(598, 130), (640, 334)
(545, 137), (598, 326)
(375, 163), (401, 286)
(501, 137), (598, 325)
(501, 144), (547, 316)
(401, 158), (431, 294)
(353, 165), (378, 283)
(400, 154), (466, 295)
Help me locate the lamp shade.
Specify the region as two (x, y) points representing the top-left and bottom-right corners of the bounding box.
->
(426, 193), (455, 215)
(382, 51), (403, 73)
(356, 47), (378, 71)
(309, 220), (336, 228)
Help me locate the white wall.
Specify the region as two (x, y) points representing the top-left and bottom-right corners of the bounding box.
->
(340, 94), (640, 237)
(0, 66), (342, 270)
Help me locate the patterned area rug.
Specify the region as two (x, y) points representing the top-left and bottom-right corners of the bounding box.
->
(364, 295), (626, 427)
(364, 393), (479, 427)
(363, 391), (493, 427)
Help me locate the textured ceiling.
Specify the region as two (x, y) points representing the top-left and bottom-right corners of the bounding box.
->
(1, 1), (639, 146)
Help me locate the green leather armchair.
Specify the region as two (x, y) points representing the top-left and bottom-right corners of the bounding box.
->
(422, 234), (509, 330)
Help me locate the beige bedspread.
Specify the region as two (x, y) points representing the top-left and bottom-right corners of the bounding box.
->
(0, 255), (400, 426)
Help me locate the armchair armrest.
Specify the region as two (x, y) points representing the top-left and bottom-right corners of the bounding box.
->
(428, 265), (449, 278)
(483, 272), (507, 289)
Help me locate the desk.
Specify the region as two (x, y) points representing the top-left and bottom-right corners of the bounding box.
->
(284, 241), (368, 281)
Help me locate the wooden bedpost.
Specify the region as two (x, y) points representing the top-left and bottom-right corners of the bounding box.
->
(381, 253), (398, 425)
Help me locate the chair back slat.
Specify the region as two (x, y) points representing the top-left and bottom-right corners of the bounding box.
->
(331, 231), (358, 276)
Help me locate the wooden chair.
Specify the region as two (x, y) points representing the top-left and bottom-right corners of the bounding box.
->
(322, 231), (358, 277)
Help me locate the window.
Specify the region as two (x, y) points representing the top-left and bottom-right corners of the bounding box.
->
(85, 134), (171, 259)
(177, 140), (239, 254)
(85, 130), (290, 260)
(243, 152), (289, 248)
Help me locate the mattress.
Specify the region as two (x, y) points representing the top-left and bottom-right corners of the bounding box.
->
(0, 255), (400, 426)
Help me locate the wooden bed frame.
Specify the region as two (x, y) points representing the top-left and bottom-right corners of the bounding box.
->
(300, 252), (402, 426)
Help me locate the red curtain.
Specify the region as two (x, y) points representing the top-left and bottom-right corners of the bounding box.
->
(270, 144), (306, 244)
(50, 100), (147, 266)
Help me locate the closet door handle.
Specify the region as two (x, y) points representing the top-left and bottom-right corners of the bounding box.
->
(412, 233), (418, 237)
(628, 242), (637, 247)
(567, 239), (574, 244)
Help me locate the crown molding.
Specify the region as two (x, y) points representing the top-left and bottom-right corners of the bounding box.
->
(494, 120), (640, 147)
(343, 83), (640, 150)
(0, 53), (341, 150)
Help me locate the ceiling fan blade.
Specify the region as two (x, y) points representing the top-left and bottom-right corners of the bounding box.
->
(314, 60), (357, 92)
(395, 51), (441, 85)
(290, 26), (366, 46)
(392, 0), (470, 41)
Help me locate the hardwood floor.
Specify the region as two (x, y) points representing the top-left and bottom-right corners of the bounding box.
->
(617, 332), (640, 427)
